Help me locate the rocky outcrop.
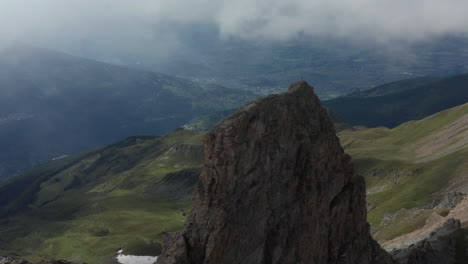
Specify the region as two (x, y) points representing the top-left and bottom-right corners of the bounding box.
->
(431, 192), (465, 209)
(388, 218), (462, 264)
(156, 81), (393, 264)
(447, 195), (468, 226)
(383, 195), (468, 264)
(0, 257), (30, 264)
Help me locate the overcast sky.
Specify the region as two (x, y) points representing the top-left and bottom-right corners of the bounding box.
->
(1, 0), (468, 56)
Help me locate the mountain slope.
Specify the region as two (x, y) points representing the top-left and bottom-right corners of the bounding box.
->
(1, 94), (466, 263)
(338, 103), (468, 242)
(324, 73), (468, 128)
(0, 45), (256, 179)
(0, 129), (205, 263)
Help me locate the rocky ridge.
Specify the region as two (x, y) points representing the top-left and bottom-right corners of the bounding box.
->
(387, 218), (462, 264)
(383, 195), (468, 263)
(156, 81), (393, 264)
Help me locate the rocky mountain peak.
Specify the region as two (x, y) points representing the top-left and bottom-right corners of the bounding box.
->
(287, 80), (313, 93)
(156, 81), (392, 264)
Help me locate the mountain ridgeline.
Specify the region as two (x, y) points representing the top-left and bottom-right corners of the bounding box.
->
(324, 73), (468, 128)
(0, 45), (256, 180)
(179, 72), (468, 131)
(1, 44), (465, 181)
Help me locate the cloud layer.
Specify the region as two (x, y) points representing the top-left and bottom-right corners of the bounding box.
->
(1, 0), (467, 53)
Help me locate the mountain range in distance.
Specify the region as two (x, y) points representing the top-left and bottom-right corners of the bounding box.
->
(186, 72), (468, 131)
(0, 44), (256, 180)
(1, 43), (467, 181)
(324, 73), (468, 128)
(115, 33), (468, 99)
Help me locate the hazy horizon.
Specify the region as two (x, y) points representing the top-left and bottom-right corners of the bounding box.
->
(1, 0), (468, 62)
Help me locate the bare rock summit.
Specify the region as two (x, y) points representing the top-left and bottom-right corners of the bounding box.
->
(157, 81), (393, 264)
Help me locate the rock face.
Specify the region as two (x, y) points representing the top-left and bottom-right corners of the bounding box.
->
(382, 213), (461, 253)
(383, 195), (468, 264)
(157, 81), (392, 264)
(388, 218), (462, 264)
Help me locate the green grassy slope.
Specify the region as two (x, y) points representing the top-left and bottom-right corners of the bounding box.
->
(0, 129), (205, 263)
(338, 103), (468, 241)
(324, 73), (468, 128)
(1, 102), (466, 262)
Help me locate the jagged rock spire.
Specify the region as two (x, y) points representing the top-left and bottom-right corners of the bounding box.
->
(157, 81), (393, 264)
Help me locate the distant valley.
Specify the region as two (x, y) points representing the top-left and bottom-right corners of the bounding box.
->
(2, 42), (467, 180)
(120, 35), (468, 99)
(0, 45), (256, 180)
(186, 72), (468, 131)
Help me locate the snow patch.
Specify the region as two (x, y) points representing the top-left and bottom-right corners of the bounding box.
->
(116, 250), (158, 264)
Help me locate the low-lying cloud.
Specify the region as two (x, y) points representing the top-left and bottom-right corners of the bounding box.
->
(1, 0), (467, 54)
(214, 0), (468, 41)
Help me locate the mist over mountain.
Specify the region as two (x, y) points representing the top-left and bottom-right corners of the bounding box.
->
(0, 45), (255, 179)
(137, 34), (468, 98)
(3, 0), (468, 45)
(1, 1), (468, 98)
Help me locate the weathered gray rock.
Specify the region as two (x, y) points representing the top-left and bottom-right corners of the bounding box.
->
(0, 257), (30, 264)
(431, 192), (465, 209)
(157, 81), (393, 264)
(389, 218), (462, 264)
